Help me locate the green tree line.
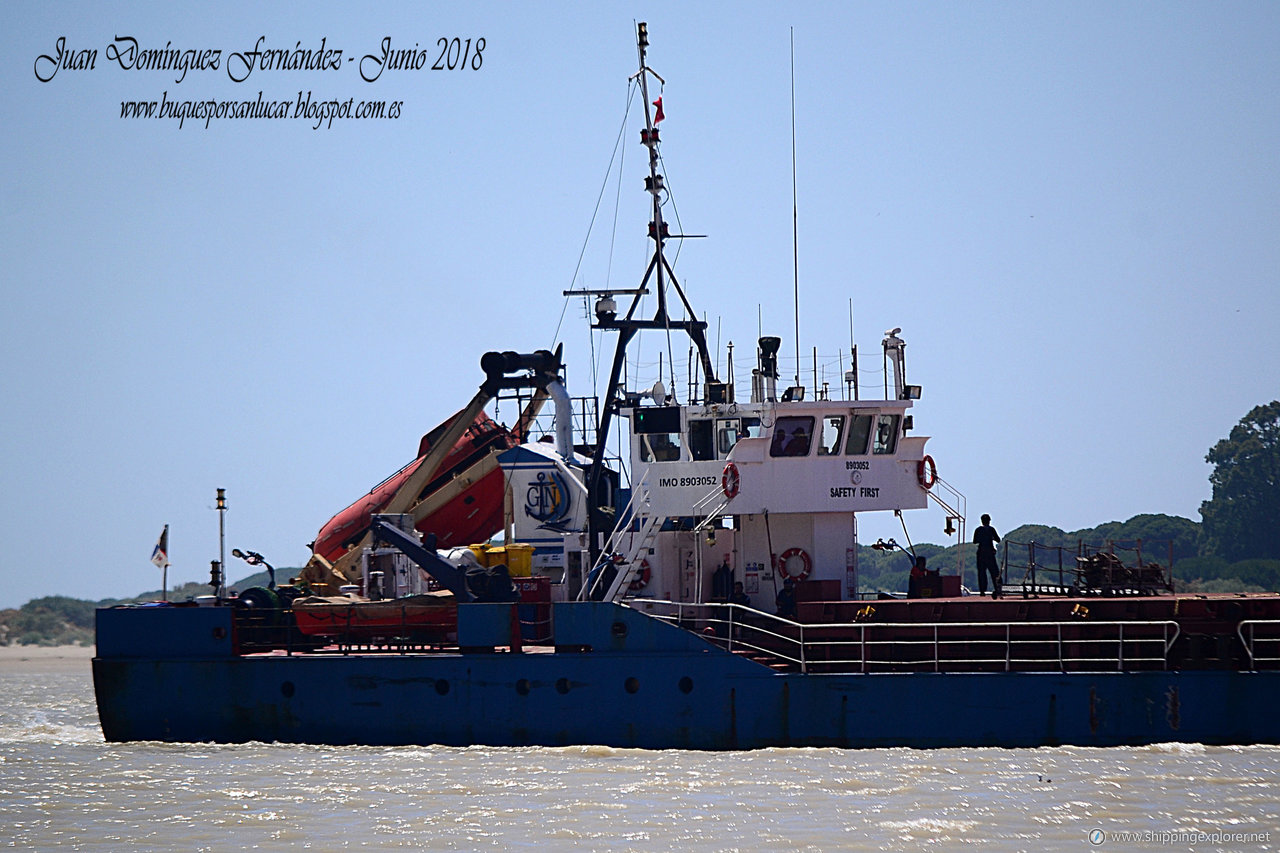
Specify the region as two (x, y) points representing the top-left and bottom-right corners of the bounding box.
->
(0, 571), (281, 646)
(853, 513), (1280, 596)
(858, 400), (1280, 595)
(4, 401), (1275, 644)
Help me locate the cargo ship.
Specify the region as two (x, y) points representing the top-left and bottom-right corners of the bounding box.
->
(93, 24), (1280, 749)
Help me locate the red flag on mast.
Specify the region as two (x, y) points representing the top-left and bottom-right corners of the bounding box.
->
(652, 96), (665, 124)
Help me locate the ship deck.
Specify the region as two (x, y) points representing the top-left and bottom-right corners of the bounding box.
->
(223, 593), (1280, 677)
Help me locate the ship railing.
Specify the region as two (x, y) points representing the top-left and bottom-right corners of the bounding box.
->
(235, 606), (462, 656)
(925, 474), (967, 578)
(630, 600), (1181, 674)
(236, 600), (551, 654)
(596, 511), (662, 602)
(692, 485), (732, 519)
(586, 468), (660, 602)
(232, 611), (311, 655)
(1000, 538), (1176, 597)
(630, 599), (808, 670)
(235, 601), (555, 654)
(1236, 620), (1280, 668)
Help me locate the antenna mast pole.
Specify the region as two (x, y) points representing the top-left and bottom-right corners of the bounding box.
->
(216, 488), (227, 599)
(581, 22), (718, 574)
(791, 28), (801, 389)
(636, 24), (669, 324)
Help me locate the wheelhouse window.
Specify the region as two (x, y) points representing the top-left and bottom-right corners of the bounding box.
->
(872, 414), (900, 455)
(634, 406), (683, 462)
(817, 415), (844, 456)
(770, 416), (814, 457)
(717, 417), (763, 456)
(689, 419), (714, 461)
(845, 414), (873, 455)
(639, 433), (682, 462)
(716, 420), (740, 455)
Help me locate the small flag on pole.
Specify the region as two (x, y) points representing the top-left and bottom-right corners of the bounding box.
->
(151, 525), (170, 569)
(652, 96), (665, 124)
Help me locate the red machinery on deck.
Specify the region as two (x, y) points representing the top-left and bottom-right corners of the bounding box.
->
(313, 410), (517, 562)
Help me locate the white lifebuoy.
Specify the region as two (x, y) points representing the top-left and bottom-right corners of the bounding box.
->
(721, 461), (740, 500)
(628, 558), (652, 592)
(777, 547), (812, 582)
(917, 455), (937, 490)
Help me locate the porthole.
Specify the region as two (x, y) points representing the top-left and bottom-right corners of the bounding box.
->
(211, 627), (226, 640)
(281, 681), (295, 698)
(556, 677), (571, 695)
(516, 678), (531, 696)
(435, 679), (450, 696)
(678, 676), (694, 694)
(611, 621), (628, 638)
(625, 677), (639, 694)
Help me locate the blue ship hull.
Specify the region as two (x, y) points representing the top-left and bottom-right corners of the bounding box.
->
(93, 602), (1280, 749)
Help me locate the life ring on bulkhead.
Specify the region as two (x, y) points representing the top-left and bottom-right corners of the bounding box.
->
(777, 547), (812, 582)
(917, 455), (937, 490)
(628, 558), (652, 593)
(721, 461), (741, 500)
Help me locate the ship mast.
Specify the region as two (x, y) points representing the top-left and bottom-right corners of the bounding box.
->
(584, 21), (717, 563)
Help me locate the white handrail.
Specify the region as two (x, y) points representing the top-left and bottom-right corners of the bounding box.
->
(1237, 619), (1280, 666)
(630, 599), (1182, 674)
(583, 468), (658, 601)
(927, 473), (967, 578)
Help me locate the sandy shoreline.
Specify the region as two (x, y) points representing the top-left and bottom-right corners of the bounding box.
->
(0, 643), (95, 673)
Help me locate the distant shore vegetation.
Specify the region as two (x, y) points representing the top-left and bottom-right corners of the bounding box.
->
(0, 573), (271, 647)
(855, 514), (1280, 597)
(4, 401), (1275, 646)
(3, 515), (1279, 646)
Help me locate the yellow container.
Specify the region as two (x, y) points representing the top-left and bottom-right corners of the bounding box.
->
(468, 544), (491, 567)
(508, 544), (534, 577)
(487, 544), (534, 577)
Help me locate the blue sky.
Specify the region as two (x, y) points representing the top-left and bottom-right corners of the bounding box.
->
(3, 2), (1277, 608)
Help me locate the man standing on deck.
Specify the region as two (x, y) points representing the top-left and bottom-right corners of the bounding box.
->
(712, 558), (733, 603)
(974, 513), (1002, 598)
(775, 577), (797, 618)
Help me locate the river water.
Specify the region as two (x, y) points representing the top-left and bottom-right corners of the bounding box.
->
(2, 652), (1278, 851)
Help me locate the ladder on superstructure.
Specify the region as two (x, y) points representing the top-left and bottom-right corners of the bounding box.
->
(581, 469), (661, 602)
(585, 470), (736, 603)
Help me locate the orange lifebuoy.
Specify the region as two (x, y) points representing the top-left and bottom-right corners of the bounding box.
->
(721, 461), (740, 500)
(917, 455), (937, 489)
(628, 558), (652, 592)
(777, 547), (812, 582)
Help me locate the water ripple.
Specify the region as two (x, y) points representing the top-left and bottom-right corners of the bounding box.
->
(3, 662), (1279, 850)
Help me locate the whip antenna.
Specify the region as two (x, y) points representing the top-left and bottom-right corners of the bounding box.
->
(791, 28), (801, 389)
